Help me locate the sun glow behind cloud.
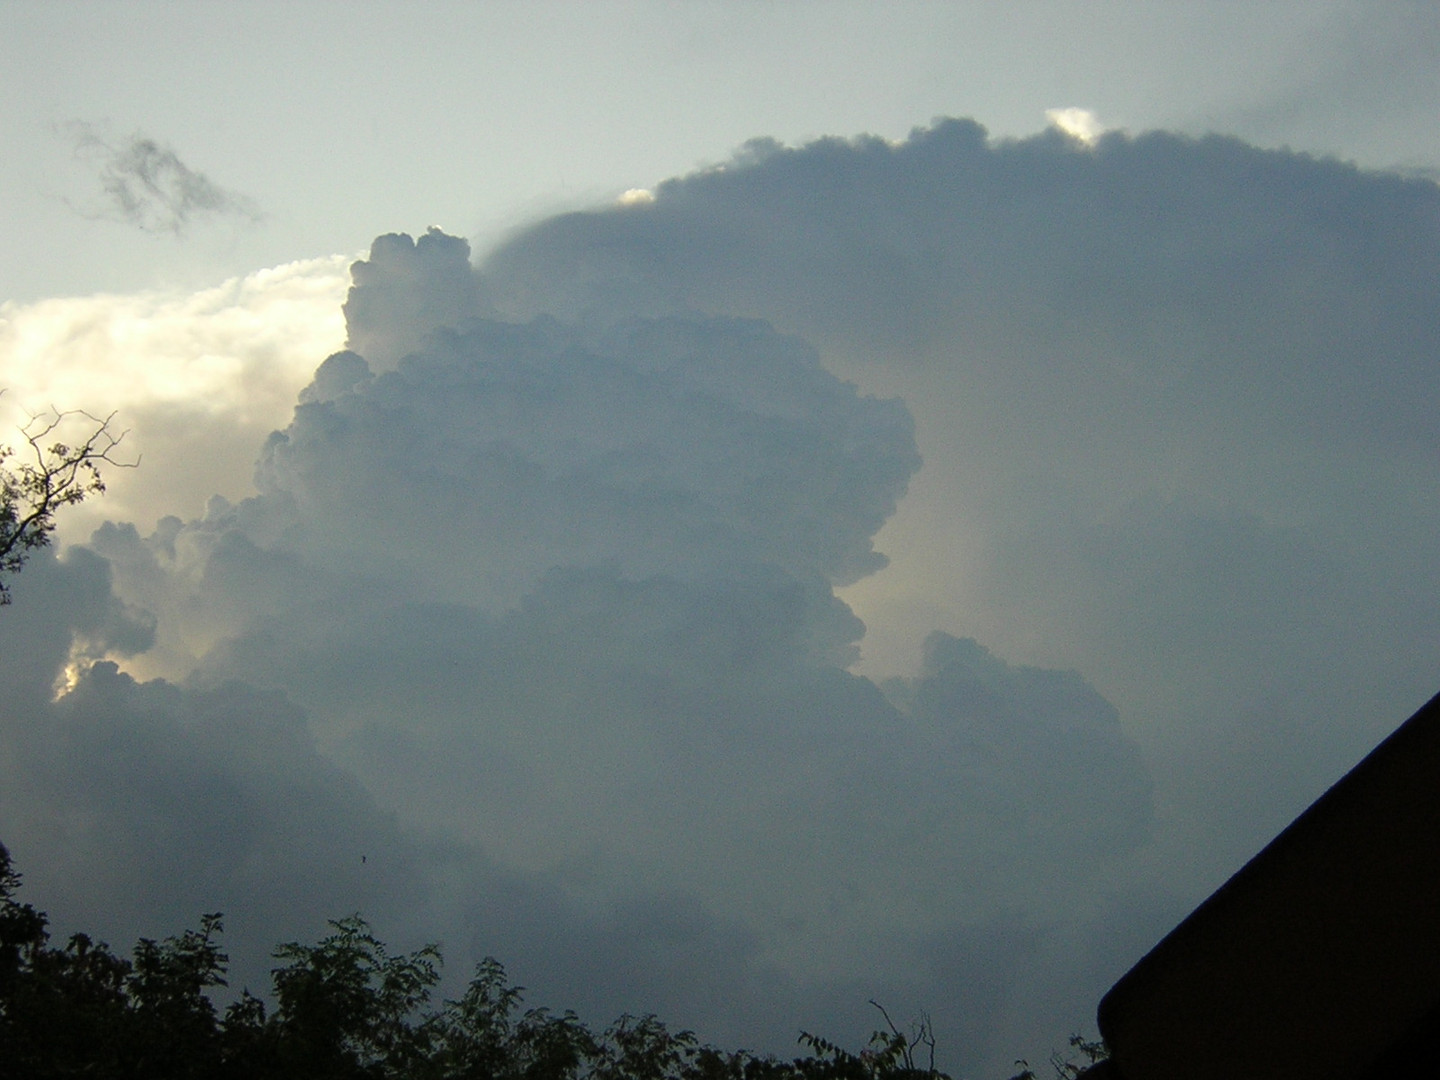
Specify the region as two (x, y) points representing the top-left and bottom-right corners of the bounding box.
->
(1045, 107), (1106, 144)
(0, 255), (353, 538)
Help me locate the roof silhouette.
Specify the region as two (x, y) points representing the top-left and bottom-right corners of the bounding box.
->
(1090, 689), (1440, 1080)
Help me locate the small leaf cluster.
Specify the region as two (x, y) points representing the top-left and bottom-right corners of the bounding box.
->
(1007, 1035), (1109, 1080)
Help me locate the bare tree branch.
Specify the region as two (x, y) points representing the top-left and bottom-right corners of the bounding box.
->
(0, 403), (136, 604)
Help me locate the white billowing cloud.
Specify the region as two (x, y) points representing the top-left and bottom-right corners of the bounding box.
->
(1045, 107), (1106, 144)
(258, 318), (919, 602)
(83, 290), (919, 675)
(0, 255), (351, 538)
(64, 123), (263, 235)
(342, 228), (486, 369)
(619, 188), (656, 205)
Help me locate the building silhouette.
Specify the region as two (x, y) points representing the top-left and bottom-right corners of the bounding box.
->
(1086, 690), (1440, 1080)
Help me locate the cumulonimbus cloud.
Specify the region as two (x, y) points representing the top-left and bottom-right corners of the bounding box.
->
(11, 114), (1437, 1076)
(0, 216), (1156, 1075)
(477, 117), (1440, 848)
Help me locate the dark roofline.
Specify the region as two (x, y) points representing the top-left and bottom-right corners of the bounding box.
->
(1096, 689), (1440, 1080)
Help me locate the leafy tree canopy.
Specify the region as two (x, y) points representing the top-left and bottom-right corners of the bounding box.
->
(0, 843), (1104, 1080)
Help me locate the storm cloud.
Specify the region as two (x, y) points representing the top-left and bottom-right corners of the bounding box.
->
(479, 118), (1440, 869)
(4, 116), (1437, 1075)
(2, 220), (1153, 1074)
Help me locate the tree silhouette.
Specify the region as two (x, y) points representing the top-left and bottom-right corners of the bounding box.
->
(1, 841), (1104, 1079)
(0, 402), (134, 604)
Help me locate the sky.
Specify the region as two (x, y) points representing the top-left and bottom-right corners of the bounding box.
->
(3, 3), (1440, 1075)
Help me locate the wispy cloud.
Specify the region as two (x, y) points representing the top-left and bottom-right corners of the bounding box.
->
(64, 122), (263, 235)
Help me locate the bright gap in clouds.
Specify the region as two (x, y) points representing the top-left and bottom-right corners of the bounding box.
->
(1044, 107), (1106, 144)
(0, 255), (352, 541)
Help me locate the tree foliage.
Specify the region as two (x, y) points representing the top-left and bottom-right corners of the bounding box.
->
(0, 403), (133, 604)
(1006, 1035), (1109, 1080)
(2, 842), (1105, 1080)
